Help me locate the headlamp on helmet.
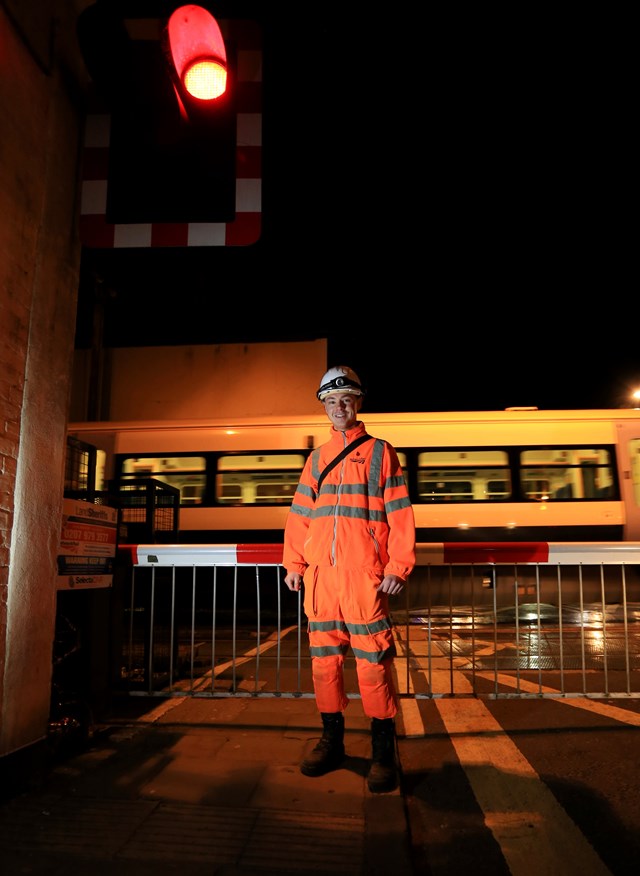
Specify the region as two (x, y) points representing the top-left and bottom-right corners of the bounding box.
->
(317, 366), (364, 401)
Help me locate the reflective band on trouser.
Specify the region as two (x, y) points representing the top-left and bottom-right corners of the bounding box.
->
(304, 566), (399, 719)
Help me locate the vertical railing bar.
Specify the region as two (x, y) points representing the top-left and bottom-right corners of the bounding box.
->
(189, 565), (197, 692)
(491, 563), (498, 698)
(232, 565), (238, 693)
(402, 574), (410, 696)
(275, 566), (282, 695)
(297, 585), (303, 694)
(427, 564), (432, 696)
(600, 563), (609, 696)
(168, 566), (176, 692)
(621, 564), (631, 694)
(448, 563), (454, 696)
(127, 564), (136, 683)
(210, 565), (217, 694)
(557, 565), (565, 696)
(147, 565), (156, 695)
(514, 563), (521, 695)
(254, 564), (261, 695)
(470, 564), (476, 694)
(535, 565), (542, 694)
(578, 564), (587, 695)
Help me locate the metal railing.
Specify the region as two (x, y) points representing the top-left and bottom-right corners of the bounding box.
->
(114, 542), (640, 700)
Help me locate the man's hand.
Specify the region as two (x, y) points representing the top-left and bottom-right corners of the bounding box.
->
(376, 574), (405, 595)
(284, 571), (303, 592)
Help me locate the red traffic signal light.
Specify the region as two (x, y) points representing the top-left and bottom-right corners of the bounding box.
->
(164, 5), (228, 120)
(78, 3), (262, 245)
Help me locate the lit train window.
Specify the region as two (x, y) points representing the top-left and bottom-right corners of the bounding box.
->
(216, 453), (306, 505)
(121, 455), (206, 505)
(420, 478), (474, 502)
(417, 450), (511, 502)
(630, 439), (640, 508)
(397, 451), (408, 487)
(520, 448), (615, 500)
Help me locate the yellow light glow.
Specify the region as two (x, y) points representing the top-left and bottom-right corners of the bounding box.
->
(184, 59), (227, 100)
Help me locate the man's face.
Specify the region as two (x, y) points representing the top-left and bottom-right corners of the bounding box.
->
(323, 392), (361, 431)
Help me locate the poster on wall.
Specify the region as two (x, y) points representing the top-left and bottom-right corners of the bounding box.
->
(57, 498), (118, 590)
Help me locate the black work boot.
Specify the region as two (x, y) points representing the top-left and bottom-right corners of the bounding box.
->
(300, 712), (345, 777)
(367, 717), (398, 793)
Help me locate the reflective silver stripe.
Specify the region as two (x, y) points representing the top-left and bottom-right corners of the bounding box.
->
(322, 483), (369, 495)
(289, 501), (313, 518)
(309, 619), (350, 633)
(345, 617), (391, 636)
(311, 449), (322, 482)
(386, 496), (412, 513)
(310, 644), (350, 658)
(313, 505), (371, 520)
(351, 645), (396, 664)
(368, 439), (385, 495)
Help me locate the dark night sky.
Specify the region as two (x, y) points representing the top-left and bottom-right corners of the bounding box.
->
(76, 5), (636, 413)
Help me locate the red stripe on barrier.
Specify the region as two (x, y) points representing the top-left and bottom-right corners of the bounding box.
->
(225, 212), (262, 246)
(237, 544), (284, 564)
(236, 80), (262, 113)
(82, 146), (110, 179)
(117, 544), (139, 564)
(236, 145), (262, 178)
(151, 223), (190, 247)
(442, 542), (550, 564)
(79, 214), (115, 247)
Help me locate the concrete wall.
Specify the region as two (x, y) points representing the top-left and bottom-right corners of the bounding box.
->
(70, 339), (328, 421)
(0, 1), (86, 765)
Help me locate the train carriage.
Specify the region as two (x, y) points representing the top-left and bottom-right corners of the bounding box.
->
(67, 407), (640, 545)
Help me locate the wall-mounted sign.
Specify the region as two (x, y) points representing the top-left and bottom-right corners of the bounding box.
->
(57, 498), (118, 590)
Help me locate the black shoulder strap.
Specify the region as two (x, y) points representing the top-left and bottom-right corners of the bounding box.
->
(316, 434), (373, 495)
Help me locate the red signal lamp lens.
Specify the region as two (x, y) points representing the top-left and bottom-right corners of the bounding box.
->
(183, 58), (227, 100)
(167, 5), (228, 101)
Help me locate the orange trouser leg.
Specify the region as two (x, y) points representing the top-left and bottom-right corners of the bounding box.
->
(303, 565), (399, 719)
(355, 656), (398, 720)
(311, 654), (349, 714)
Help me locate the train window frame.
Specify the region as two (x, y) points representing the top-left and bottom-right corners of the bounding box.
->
(415, 448), (512, 503)
(116, 450), (310, 508)
(117, 453), (207, 506)
(114, 442), (621, 511)
(215, 451), (307, 506)
(519, 446), (617, 501)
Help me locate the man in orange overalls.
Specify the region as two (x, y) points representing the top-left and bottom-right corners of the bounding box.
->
(283, 366), (416, 793)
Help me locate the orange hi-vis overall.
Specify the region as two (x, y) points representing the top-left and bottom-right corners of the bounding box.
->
(283, 421), (416, 719)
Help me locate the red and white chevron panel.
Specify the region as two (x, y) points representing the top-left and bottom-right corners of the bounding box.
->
(79, 18), (262, 248)
(123, 542), (640, 567)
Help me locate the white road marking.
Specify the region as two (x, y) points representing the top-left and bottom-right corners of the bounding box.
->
(396, 658), (614, 876)
(476, 671), (640, 725)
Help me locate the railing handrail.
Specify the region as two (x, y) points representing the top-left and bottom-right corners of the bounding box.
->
(120, 541), (640, 567)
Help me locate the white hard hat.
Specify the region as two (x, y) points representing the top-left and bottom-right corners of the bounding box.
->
(317, 366), (364, 401)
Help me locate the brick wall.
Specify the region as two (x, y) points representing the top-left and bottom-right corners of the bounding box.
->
(0, 0), (86, 761)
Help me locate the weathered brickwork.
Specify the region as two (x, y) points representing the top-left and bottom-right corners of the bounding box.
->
(1, 0), (87, 765)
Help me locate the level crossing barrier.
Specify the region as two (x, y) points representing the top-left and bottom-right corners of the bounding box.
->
(114, 542), (640, 701)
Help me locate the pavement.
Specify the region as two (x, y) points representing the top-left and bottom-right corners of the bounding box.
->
(0, 694), (417, 876)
